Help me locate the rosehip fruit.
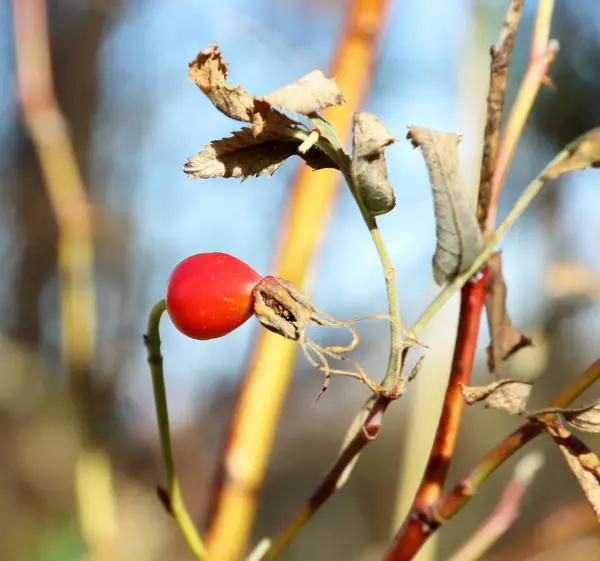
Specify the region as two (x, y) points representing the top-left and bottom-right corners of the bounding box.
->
(165, 252), (263, 340)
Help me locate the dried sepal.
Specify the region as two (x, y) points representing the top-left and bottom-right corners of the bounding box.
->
(460, 379), (533, 415)
(407, 127), (483, 285)
(184, 126), (336, 180)
(485, 252), (533, 374)
(351, 113), (396, 216)
(252, 276), (383, 397)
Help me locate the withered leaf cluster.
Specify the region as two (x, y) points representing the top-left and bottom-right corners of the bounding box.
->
(184, 44), (399, 221)
(185, 44), (345, 180)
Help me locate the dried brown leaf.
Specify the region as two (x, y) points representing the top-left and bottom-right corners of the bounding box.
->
(485, 252), (533, 374)
(461, 379), (533, 415)
(183, 126), (336, 180)
(189, 44), (296, 135)
(544, 128), (600, 180)
(407, 127), (483, 285)
(560, 399), (600, 433)
(351, 113), (396, 216)
(547, 425), (600, 522)
(263, 70), (345, 115)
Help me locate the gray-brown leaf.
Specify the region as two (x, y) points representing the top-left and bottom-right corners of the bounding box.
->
(189, 44), (296, 135)
(183, 126), (336, 180)
(407, 127), (483, 285)
(263, 70), (345, 115)
(461, 379), (533, 415)
(561, 399), (600, 433)
(351, 113), (396, 216)
(485, 252), (533, 374)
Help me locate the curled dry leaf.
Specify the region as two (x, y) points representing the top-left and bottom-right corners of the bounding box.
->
(184, 126), (336, 180)
(543, 128), (600, 180)
(189, 44), (296, 135)
(407, 127), (483, 285)
(545, 425), (600, 522)
(485, 252), (533, 374)
(351, 113), (396, 216)
(461, 378), (533, 415)
(559, 399), (600, 433)
(263, 70), (345, 115)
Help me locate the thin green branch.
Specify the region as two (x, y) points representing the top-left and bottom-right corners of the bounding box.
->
(144, 299), (208, 561)
(310, 115), (405, 392)
(410, 140), (581, 338)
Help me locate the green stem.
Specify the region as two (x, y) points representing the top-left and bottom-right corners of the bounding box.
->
(144, 299), (208, 561)
(310, 115), (404, 391)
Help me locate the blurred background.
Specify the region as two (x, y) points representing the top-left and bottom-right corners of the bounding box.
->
(1, 0), (600, 560)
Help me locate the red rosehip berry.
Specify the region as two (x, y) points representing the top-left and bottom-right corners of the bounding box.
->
(165, 252), (263, 340)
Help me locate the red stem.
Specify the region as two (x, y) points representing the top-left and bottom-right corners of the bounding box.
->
(384, 268), (489, 561)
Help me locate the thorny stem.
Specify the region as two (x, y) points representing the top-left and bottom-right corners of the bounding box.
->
(384, 356), (600, 560)
(144, 299), (208, 561)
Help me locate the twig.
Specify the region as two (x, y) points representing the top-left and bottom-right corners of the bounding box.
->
(384, 3), (557, 559)
(205, 1), (390, 559)
(258, 395), (388, 560)
(483, 0), (558, 237)
(338, 163), (406, 392)
(408, 271), (489, 511)
(477, 0), (524, 230)
(384, 356), (600, 560)
(446, 451), (545, 561)
(11, 1), (117, 559)
(144, 300), (208, 560)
